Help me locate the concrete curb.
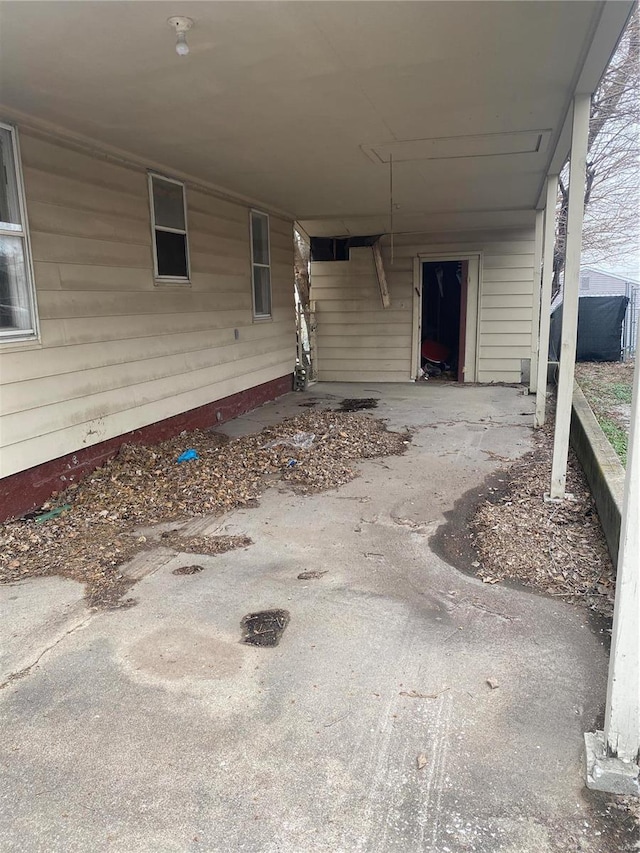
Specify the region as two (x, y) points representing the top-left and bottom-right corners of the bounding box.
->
(570, 382), (626, 566)
(585, 731), (640, 796)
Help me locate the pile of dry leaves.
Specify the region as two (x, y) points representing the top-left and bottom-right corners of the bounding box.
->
(0, 410), (408, 607)
(471, 413), (615, 619)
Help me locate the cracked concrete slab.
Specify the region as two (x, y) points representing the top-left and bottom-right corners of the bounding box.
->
(0, 576), (88, 687)
(0, 383), (625, 852)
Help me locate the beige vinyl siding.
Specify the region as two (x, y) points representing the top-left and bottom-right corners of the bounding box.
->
(479, 241), (535, 381)
(310, 228), (535, 383)
(0, 131), (295, 478)
(311, 248), (413, 382)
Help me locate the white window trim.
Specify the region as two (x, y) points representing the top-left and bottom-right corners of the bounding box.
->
(0, 121), (39, 343)
(250, 209), (272, 320)
(148, 172), (190, 284)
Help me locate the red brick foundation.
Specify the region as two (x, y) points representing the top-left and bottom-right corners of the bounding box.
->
(0, 373), (293, 522)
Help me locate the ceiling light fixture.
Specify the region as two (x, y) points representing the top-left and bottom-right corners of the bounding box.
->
(167, 16), (193, 56)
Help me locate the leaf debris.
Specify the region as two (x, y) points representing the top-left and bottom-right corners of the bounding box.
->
(470, 403), (615, 619)
(0, 411), (409, 608)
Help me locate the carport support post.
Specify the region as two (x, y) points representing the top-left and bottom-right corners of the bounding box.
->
(529, 209), (544, 393)
(549, 94), (590, 499)
(585, 356), (640, 795)
(534, 175), (558, 428)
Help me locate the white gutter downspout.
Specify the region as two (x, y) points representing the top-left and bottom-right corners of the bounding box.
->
(548, 94), (591, 500)
(534, 175), (559, 428)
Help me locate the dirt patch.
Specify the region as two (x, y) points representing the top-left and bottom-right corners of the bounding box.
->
(0, 412), (408, 608)
(531, 790), (640, 853)
(107, 597), (138, 611)
(129, 626), (243, 680)
(339, 398), (379, 412)
(159, 532), (251, 556)
(172, 565), (204, 576)
(575, 360), (634, 465)
(571, 791), (640, 853)
(240, 609), (290, 647)
(430, 469), (510, 572)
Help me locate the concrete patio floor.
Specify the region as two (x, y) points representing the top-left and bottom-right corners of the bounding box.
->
(0, 382), (618, 853)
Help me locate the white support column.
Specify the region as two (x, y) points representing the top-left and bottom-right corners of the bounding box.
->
(549, 94), (591, 499)
(529, 209), (544, 394)
(585, 358), (640, 795)
(535, 175), (559, 428)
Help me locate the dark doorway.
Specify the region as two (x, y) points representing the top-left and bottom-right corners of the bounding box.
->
(421, 260), (467, 381)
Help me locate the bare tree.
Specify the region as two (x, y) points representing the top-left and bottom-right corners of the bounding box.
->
(294, 228), (311, 311)
(553, 6), (639, 295)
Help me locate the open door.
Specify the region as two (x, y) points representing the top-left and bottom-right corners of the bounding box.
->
(421, 260), (463, 380)
(415, 255), (479, 383)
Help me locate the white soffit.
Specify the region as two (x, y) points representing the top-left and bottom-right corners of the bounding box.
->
(0, 0), (632, 229)
(361, 131), (552, 164)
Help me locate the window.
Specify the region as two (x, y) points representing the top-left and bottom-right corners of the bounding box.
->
(149, 173), (189, 281)
(250, 210), (272, 318)
(0, 123), (37, 341)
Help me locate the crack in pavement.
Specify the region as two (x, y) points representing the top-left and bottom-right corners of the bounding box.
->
(0, 613), (94, 689)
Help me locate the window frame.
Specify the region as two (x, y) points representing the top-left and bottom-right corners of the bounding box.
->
(148, 172), (191, 284)
(0, 121), (38, 343)
(250, 209), (272, 320)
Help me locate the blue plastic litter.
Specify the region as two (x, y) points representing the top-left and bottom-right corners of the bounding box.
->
(287, 459), (297, 467)
(177, 449), (199, 463)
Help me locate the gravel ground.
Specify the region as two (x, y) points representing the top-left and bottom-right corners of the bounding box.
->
(0, 411), (409, 607)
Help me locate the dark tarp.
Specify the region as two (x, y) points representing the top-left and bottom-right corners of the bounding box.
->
(549, 295), (629, 362)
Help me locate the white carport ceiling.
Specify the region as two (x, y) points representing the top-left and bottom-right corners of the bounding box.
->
(0, 1), (633, 236)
